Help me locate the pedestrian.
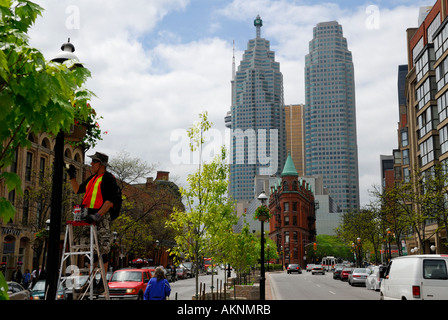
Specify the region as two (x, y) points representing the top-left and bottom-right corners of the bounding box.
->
(67, 151), (118, 294)
(12, 266), (22, 283)
(31, 269), (37, 287)
(22, 269), (31, 289)
(143, 266), (171, 300)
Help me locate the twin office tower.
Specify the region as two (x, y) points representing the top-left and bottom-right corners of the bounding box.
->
(226, 17), (360, 213)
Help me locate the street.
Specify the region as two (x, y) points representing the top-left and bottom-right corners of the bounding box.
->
(269, 270), (380, 300)
(169, 269), (380, 300)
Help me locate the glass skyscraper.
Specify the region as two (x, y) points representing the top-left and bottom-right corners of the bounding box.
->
(304, 21), (360, 212)
(228, 15), (286, 201)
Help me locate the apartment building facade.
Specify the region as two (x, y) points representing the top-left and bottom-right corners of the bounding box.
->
(403, 0), (448, 253)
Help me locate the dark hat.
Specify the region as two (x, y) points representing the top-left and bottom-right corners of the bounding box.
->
(87, 152), (109, 166)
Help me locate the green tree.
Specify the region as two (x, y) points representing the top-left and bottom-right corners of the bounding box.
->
(167, 112), (236, 298)
(228, 221), (258, 275)
(0, 0), (93, 221)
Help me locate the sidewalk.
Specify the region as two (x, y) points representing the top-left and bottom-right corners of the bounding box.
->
(265, 272), (276, 300)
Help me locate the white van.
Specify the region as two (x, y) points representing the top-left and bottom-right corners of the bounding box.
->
(380, 255), (448, 300)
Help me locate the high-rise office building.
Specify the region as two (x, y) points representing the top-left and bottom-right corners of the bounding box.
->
(304, 21), (360, 212)
(228, 15), (286, 201)
(285, 104), (305, 176)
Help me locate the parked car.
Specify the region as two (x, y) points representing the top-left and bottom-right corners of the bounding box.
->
(340, 267), (353, 281)
(286, 264), (302, 274)
(366, 266), (382, 291)
(30, 280), (66, 300)
(333, 266), (344, 279)
(348, 268), (369, 286)
(306, 264), (315, 272)
(108, 268), (153, 300)
(311, 265), (325, 275)
(180, 262), (194, 278)
(65, 275), (90, 300)
(380, 255), (448, 300)
(177, 267), (188, 279)
(205, 266), (218, 275)
(7, 281), (30, 300)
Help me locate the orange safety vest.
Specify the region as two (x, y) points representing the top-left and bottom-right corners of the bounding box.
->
(82, 174), (104, 209)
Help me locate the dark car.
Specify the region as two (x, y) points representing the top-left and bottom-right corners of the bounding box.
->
(340, 267), (353, 281)
(333, 266), (344, 279)
(30, 280), (66, 300)
(287, 264), (302, 274)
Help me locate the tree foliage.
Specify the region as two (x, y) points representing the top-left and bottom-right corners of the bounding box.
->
(0, 0), (93, 221)
(166, 112), (237, 298)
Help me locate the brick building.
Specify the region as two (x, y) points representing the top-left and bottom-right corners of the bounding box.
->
(268, 154), (316, 268)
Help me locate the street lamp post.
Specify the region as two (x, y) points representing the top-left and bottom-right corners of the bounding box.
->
(257, 191), (268, 301)
(45, 40), (84, 300)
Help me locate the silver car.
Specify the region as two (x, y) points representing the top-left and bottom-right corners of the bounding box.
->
(348, 268), (369, 286)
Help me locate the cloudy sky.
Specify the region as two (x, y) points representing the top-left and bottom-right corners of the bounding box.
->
(29, 0), (432, 207)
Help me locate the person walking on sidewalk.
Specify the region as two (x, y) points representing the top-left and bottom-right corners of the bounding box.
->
(143, 267), (171, 300)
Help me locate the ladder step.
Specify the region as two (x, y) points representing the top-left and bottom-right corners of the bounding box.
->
(63, 251), (94, 256)
(70, 245), (95, 250)
(58, 223), (109, 300)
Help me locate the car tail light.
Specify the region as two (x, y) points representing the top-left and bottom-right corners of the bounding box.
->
(412, 285), (421, 299)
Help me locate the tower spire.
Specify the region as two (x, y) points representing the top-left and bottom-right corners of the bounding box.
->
(254, 15), (263, 38)
(232, 40), (236, 81)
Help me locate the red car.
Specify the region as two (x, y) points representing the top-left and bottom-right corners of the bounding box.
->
(340, 267), (353, 281)
(108, 268), (154, 300)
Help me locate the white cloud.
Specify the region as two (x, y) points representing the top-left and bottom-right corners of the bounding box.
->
(27, 0), (422, 207)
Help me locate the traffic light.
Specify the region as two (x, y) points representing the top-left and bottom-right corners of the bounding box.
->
(313, 242), (317, 251)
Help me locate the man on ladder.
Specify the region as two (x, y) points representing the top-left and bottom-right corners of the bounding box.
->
(67, 151), (118, 297)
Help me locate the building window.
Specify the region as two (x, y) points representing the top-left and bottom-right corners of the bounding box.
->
(437, 91), (448, 122)
(284, 215), (289, 226)
(418, 106), (438, 138)
(22, 190), (29, 225)
(25, 152), (32, 181)
(10, 149), (18, 173)
(401, 129), (408, 147)
(436, 56), (448, 91)
(434, 22), (448, 60)
(420, 136), (439, 166)
(440, 125), (448, 155)
(416, 77), (436, 111)
(39, 157), (46, 183)
(292, 202), (297, 212)
(415, 47), (434, 83)
(403, 167), (410, 183)
(403, 149), (410, 165)
(284, 202), (289, 212)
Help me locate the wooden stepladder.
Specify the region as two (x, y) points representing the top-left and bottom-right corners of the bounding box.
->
(57, 221), (110, 300)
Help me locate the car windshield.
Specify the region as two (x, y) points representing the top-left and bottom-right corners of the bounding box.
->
(353, 268), (367, 273)
(111, 271), (142, 282)
(32, 280), (64, 291)
(289, 264), (298, 268)
(32, 281), (46, 291)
